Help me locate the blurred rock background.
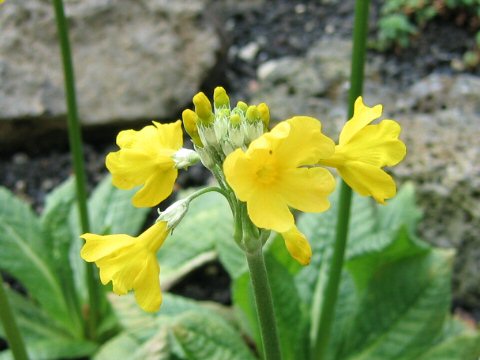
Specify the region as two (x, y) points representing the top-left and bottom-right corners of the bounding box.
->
(0, 0), (479, 312)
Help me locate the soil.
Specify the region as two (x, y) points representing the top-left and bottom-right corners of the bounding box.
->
(1, 0), (479, 315)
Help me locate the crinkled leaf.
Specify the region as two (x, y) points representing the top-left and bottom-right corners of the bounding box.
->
(0, 187), (75, 334)
(88, 174), (150, 236)
(172, 311), (256, 360)
(158, 191), (232, 287)
(338, 249), (453, 360)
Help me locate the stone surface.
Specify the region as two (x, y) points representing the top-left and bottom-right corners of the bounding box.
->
(0, 0), (220, 125)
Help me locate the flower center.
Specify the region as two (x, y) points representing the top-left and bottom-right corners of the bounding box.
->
(256, 163), (278, 185)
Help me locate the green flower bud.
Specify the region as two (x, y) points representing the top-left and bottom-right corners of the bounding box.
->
(236, 101), (248, 113)
(230, 113), (241, 127)
(246, 105), (260, 124)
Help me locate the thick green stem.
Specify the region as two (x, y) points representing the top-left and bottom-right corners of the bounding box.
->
(52, 0), (99, 340)
(0, 275), (29, 360)
(311, 0), (371, 358)
(245, 242), (282, 360)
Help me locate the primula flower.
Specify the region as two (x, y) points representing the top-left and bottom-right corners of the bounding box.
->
(106, 121), (183, 208)
(224, 116), (336, 234)
(80, 221), (168, 312)
(319, 97), (406, 204)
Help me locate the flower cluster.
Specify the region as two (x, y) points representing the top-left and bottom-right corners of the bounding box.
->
(80, 87), (406, 311)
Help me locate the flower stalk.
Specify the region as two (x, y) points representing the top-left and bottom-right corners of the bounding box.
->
(311, 0), (372, 358)
(0, 274), (29, 360)
(245, 239), (282, 360)
(51, 0), (99, 340)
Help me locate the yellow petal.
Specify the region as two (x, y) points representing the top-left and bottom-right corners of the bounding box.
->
(340, 120), (406, 167)
(223, 148), (258, 201)
(153, 120), (183, 150)
(139, 221), (169, 252)
(106, 150), (157, 190)
(247, 189), (294, 233)
(96, 247), (144, 291)
(116, 129), (138, 148)
(80, 233), (135, 262)
(134, 255), (162, 312)
(281, 226), (312, 265)
(279, 167), (335, 213)
(132, 168), (178, 208)
(266, 116), (335, 167)
(338, 162), (397, 204)
(339, 97), (383, 145)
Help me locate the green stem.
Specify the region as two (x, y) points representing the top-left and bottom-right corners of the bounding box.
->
(187, 186), (229, 202)
(0, 274), (29, 360)
(245, 239), (282, 360)
(52, 0), (99, 340)
(311, 0), (371, 358)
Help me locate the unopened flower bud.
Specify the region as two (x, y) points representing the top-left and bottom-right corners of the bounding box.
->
(230, 113), (241, 127)
(172, 148), (200, 169)
(193, 92), (214, 125)
(236, 101), (248, 113)
(157, 198), (189, 228)
(246, 105), (260, 124)
(182, 109), (203, 147)
(214, 87), (230, 110)
(195, 146), (215, 169)
(257, 102), (270, 129)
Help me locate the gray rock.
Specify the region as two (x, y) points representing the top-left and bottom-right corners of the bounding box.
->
(394, 106), (480, 306)
(0, 0), (220, 125)
(256, 38), (352, 101)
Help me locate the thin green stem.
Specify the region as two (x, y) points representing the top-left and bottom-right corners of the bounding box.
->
(0, 274), (29, 360)
(311, 0), (371, 359)
(245, 242), (282, 360)
(52, 0), (99, 340)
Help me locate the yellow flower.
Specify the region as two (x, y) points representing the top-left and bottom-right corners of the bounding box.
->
(224, 116), (336, 234)
(319, 97), (406, 204)
(106, 121), (183, 208)
(80, 221), (168, 312)
(281, 225), (312, 265)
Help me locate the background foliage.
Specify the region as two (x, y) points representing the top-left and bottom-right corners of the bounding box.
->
(375, 0), (480, 67)
(0, 179), (479, 359)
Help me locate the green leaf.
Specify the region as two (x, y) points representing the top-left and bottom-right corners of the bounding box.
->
(102, 293), (246, 360)
(294, 188), (374, 306)
(0, 187), (73, 333)
(215, 231), (246, 279)
(172, 311), (256, 360)
(346, 227), (429, 289)
(417, 319), (480, 360)
(338, 249), (453, 360)
(0, 289), (96, 360)
(88, 174), (150, 236)
(159, 191), (232, 287)
(232, 271), (262, 350)
(94, 332), (144, 360)
(265, 255), (308, 360)
(377, 182), (421, 236)
(1, 289), (71, 342)
(40, 178), (83, 332)
(131, 327), (174, 360)
(264, 233), (301, 276)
